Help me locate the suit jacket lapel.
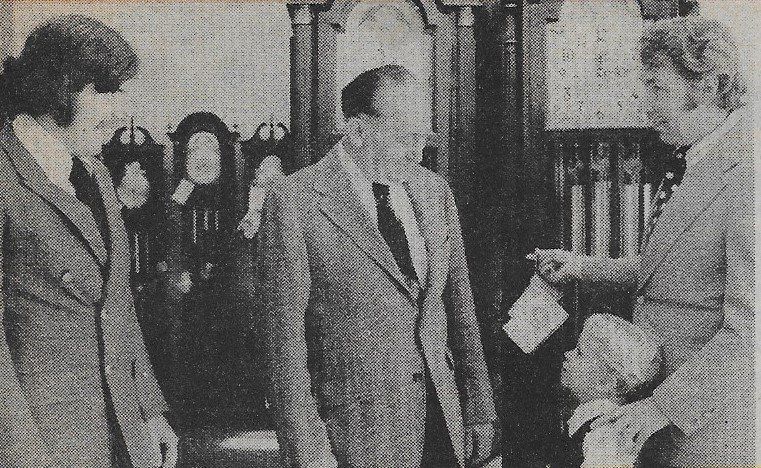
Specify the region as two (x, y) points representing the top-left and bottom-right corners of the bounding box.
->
(0, 125), (108, 267)
(92, 164), (134, 295)
(315, 148), (415, 300)
(637, 124), (743, 292)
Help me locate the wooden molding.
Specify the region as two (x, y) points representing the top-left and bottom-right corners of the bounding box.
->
(285, 0), (329, 5)
(440, 0), (483, 7)
(637, 0), (678, 20)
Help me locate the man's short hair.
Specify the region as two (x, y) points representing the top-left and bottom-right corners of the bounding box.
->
(0, 15), (139, 126)
(640, 15), (746, 111)
(340, 64), (415, 119)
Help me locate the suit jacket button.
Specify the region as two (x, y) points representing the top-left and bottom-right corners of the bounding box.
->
(104, 365), (113, 376)
(412, 372), (424, 382)
(61, 270), (73, 284)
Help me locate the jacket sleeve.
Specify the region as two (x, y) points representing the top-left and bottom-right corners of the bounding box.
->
(257, 183), (336, 468)
(441, 183), (497, 427)
(650, 166), (754, 436)
(95, 159), (169, 421)
(0, 196), (54, 468)
(128, 302), (170, 420)
(575, 256), (640, 287)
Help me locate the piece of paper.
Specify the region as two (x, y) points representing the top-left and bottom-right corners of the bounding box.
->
(503, 274), (568, 353)
(171, 179), (195, 205)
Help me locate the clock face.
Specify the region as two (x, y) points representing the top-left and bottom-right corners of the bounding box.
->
(186, 131), (221, 185)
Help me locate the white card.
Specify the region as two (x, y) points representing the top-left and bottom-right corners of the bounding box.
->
(503, 274), (567, 353)
(504, 304), (568, 354)
(171, 179), (195, 205)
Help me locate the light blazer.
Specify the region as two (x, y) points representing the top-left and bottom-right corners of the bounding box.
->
(0, 124), (168, 468)
(633, 110), (755, 465)
(257, 144), (496, 468)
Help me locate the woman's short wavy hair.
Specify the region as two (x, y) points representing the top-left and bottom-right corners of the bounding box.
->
(0, 15), (139, 127)
(640, 15), (747, 111)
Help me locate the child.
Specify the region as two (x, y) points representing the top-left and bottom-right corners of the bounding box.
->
(555, 313), (662, 467)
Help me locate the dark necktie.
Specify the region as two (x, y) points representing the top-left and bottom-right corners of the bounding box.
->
(642, 145), (689, 247)
(372, 182), (419, 290)
(69, 157), (110, 250)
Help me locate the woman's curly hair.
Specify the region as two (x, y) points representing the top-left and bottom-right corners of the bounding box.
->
(640, 15), (747, 111)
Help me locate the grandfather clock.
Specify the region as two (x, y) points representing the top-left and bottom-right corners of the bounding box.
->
(288, 0), (480, 204)
(164, 112), (245, 419)
(101, 122), (170, 386)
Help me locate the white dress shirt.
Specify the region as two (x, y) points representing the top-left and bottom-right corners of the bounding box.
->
(12, 113), (93, 197)
(337, 141), (428, 285)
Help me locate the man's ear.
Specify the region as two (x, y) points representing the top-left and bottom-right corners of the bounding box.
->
(344, 116), (365, 148)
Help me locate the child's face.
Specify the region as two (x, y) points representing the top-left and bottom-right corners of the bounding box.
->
(561, 337), (618, 403)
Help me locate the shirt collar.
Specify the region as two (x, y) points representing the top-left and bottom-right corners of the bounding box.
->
(12, 114), (93, 194)
(567, 398), (620, 436)
(684, 106), (747, 169)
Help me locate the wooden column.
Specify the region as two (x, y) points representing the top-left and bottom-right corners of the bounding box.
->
(432, 21), (455, 178)
(451, 6), (477, 208)
(313, 16), (338, 161)
(289, 4), (315, 169)
(0, 1), (12, 70)
(520, 0), (561, 248)
(639, 0), (680, 19)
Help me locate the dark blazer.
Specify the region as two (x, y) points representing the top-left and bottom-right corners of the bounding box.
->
(0, 124), (168, 468)
(257, 144), (496, 468)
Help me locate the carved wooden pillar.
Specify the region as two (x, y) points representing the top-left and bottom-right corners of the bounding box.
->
(521, 0), (562, 249)
(639, 0), (680, 19)
(289, 4), (315, 169)
(451, 6), (477, 206)
(0, 1), (11, 71)
(431, 17), (455, 177)
(313, 15), (339, 160)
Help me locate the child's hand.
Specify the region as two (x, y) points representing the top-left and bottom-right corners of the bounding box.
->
(592, 398), (670, 457)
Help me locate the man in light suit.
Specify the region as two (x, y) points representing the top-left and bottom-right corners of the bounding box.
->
(537, 16), (754, 466)
(0, 16), (177, 467)
(257, 65), (497, 467)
